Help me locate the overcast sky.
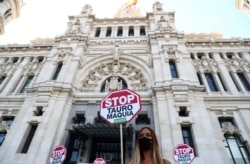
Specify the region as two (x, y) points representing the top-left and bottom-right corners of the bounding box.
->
(0, 0), (249, 45)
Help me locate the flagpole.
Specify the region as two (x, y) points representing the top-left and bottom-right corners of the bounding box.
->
(120, 123), (124, 164)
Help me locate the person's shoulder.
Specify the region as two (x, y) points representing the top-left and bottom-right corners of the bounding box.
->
(163, 159), (171, 164)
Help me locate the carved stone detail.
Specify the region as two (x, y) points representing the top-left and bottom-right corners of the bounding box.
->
(66, 19), (83, 36)
(193, 56), (218, 72)
(157, 16), (173, 32)
(79, 62), (148, 92)
(55, 48), (73, 61)
(104, 76), (123, 92)
(0, 63), (17, 74)
(23, 58), (42, 75)
(224, 56), (250, 72)
(222, 122), (241, 136)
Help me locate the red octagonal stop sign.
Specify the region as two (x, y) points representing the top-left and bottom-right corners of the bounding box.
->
(173, 144), (195, 164)
(100, 89), (142, 124)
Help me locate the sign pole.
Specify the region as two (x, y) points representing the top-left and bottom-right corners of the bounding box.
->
(100, 89), (142, 164)
(120, 123), (124, 164)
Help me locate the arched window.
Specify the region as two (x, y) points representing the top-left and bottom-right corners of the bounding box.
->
(4, 9), (12, 20)
(100, 76), (127, 92)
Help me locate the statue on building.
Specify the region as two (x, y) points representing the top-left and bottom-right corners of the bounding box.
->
(81, 4), (93, 15)
(66, 19), (83, 35)
(153, 1), (163, 12)
(157, 16), (173, 32)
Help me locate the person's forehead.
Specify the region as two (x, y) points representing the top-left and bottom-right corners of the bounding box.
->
(140, 128), (151, 134)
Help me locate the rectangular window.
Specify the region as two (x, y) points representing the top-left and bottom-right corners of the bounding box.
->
(20, 75), (34, 93)
(52, 62), (63, 80)
(169, 61), (178, 78)
(73, 113), (86, 125)
(95, 27), (101, 37)
(0, 133), (6, 146)
(4, 9), (12, 20)
(0, 116), (15, 146)
(237, 73), (250, 91)
(135, 114), (150, 125)
(218, 118), (250, 164)
(179, 107), (189, 117)
(197, 73), (203, 85)
(140, 26), (146, 36)
(2, 116), (15, 127)
(0, 75), (6, 85)
(205, 73), (218, 92)
(21, 124), (38, 153)
(181, 126), (196, 156)
(128, 27), (134, 36)
(218, 117), (234, 128)
(117, 27), (123, 37)
(66, 134), (80, 163)
(106, 27), (112, 37)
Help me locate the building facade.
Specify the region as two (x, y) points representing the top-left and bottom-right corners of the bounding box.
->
(0, 0), (23, 35)
(235, 0), (250, 17)
(0, 1), (250, 164)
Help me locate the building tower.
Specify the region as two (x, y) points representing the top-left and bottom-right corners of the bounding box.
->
(0, 0), (24, 35)
(235, 0), (250, 17)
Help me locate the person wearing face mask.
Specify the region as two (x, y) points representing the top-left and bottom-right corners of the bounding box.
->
(129, 127), (171, 164)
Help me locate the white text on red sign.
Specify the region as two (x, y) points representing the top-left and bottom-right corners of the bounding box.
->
(175, 147), (192, 155)
(104, 95), (135, 107)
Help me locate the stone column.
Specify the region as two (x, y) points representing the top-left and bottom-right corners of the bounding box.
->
(123, 26), (128, 37)
(212, 71), (225, 93)
(2, 57), (31, 95)
(112, 27), (118, 38)
(230, 71), (246, 93)
(101, 27), (107, 38)
(212, 52), (238, 94)
(154, 90), (173, 158)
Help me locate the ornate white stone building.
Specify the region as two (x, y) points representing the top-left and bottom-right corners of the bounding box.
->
(235, 0), (250, 17)
(0, 0), (23, 34)
(0, 1), (250, 164)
